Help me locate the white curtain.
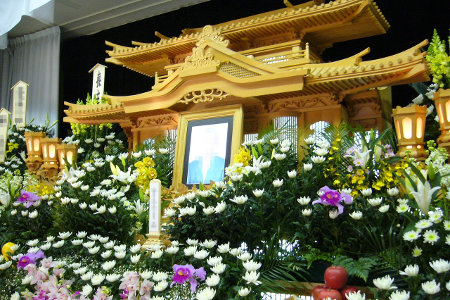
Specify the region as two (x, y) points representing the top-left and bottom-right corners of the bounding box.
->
(0, 26), (60, 136)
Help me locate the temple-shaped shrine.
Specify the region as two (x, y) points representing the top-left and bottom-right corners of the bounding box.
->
(64, 0), (430, 150)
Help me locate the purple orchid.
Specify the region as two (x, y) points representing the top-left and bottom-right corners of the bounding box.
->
(171, 264), (206, 292)
(15, 190), (41, 208)
(17, 250), (46, 269)
(312, 186), (353, 214)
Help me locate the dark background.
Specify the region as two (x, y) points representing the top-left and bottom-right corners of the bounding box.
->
(59, 0), (449, 135)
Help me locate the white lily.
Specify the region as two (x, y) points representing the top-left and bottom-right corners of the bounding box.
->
(407, 181), (440, 215)
(345, 148), (371, 169)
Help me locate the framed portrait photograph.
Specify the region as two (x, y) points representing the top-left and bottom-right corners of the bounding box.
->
(172, 105), (243, 188)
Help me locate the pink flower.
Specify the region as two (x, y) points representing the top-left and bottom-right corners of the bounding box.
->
(139, 279), (154, 296)
(171, 264), (206, 292)
(312, 186), (353, 214)
(15, 190), (41, 208)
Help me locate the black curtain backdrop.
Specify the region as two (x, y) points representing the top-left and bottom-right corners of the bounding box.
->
(59, 0), (449, 136)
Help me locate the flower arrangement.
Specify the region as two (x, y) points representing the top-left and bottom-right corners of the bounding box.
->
(1, 120), (450, 300)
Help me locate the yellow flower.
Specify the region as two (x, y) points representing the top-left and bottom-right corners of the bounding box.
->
(146, 167), (157, 179)
(134, 161), (145, 169)
(143, 157), (155, 167)
(234, 147), (251, 166)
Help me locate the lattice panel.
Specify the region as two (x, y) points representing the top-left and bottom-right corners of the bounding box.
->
(219, 62), (260, 78)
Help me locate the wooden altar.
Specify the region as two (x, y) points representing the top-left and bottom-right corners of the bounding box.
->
(64, 0), (429, 151)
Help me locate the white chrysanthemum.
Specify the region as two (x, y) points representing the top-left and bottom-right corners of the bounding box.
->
(429, 259), (450, 273)
(314, 148), (328, 156)
(403, 230), (420, 242)
(387, 187), (400, 196)
(104, 241), (115, 249)
(444, 220), (450, 231)
(202, 206), (215, 215)
(211, 263), (227, 274)
(102, 260), (116, 271)
(40, 242), (51, 250)
(207, 256), (222, 266)
(130, 244), (141, 253)
(297, 196), (311, 205)
(58, 232), (72, 240)
(27, 239), (39, 247)
(243, 260), (262, 272)
(130, 254), (141, 263)
(238, 252), (252, 261)
(111, 273), (129, 284)
(429, 211), (442, 223)
(184, 246), (197, 256)
(83, 241), (95, 248)
(273, 153), (286, 161)
(141, 270), (153, 280)
(201, 239), (217, 249)
(373, 275), (396, 290)
(412, 246), (422, 257)
(79, 202), (87, 209)
(378, 205), (389, 213)
(230, 248), (242, 256)
(217, 243), (230, 253)
(153, 271), (169, 281)
(399, 264), (419, 277)
(99, 237), (109, 243)
(115, 251), (126, 259)
(88, 246), (100, 254)
(165, 246), (179, 254)
(114, 244), (127, 252)
(187, 238), (199, 245)
(239, 287), (251, 297)
(302, 209), (312, 216)
(346, 290), (365, 300)
(349, 211), (362, 220)
(272, 179), (283, 187)
(388, 290), (409, 300)
(196, 287), (216, 300)
(311, 156), (326, 164)
(303, 163), (312, 171)
(287, 170), (297, 178)
(329, 210), (339, 219)
(215, 201), (226, 213)
(253, 189), (264, 197)
(230, 195), (248, 205)
(360, 188), (372, 196)
(81, 271), (94, 281)
(423, 229), (440, 245)
(242, 271), (261, 285)
(81, 284), (93, 296)
(205, 274), (220, 287)
(367, 197), (383, 206)
(173, 196), (185, 205)
(53, 240), (64, 248)
(28, 210), (38, 218)
(151, 250), (163, 259)
(422, 280), (440, 294)
(91, 274), (105, 285)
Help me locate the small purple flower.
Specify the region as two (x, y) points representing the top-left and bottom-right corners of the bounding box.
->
(171, 264), (206, 292)
(312, 186), (353, 214)
(15, 190), (41, 208)
(17, 250), (46, 269)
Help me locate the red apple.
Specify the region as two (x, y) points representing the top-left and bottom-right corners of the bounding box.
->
(340, 286), (358, 300)
(318, 288), (342, 300)
(312, 284), (328, 300)
(324, 266), (348, 290)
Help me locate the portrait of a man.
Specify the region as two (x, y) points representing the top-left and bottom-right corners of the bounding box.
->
(185, 122), (229, 185)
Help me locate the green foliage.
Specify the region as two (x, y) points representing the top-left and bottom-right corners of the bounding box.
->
(333, 255), (379, 282)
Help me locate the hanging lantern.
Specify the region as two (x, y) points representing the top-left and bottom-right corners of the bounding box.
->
(392, 104), (427, 159)
(433, 89), (450, 152)
(40, 137), (61, 181)
(24, 131), (46, 174)
(56, 144), (78, 171)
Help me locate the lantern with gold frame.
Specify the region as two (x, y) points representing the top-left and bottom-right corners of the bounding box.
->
(40, 137), (61, 180)
(24, 131), (46, 174)
(433, 89), (450, 152)
(56, 144), (78, 171)
(392, 104), (427, 159)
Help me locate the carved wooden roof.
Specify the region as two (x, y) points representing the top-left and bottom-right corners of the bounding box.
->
(64, 38), (429, 125)
(105, 0), (389, 77)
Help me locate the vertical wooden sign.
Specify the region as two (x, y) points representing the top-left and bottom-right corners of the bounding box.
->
(148, 179), (162, 236)
(89, 64), (107, 101)
(0, 109), (11, 163)
(11, 81), (28, 127)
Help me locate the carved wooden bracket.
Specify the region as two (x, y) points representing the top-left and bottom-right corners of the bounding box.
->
(178, 89), (229, 105)
(196, 25), (230, 47)
(180, 47), (220, 71)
